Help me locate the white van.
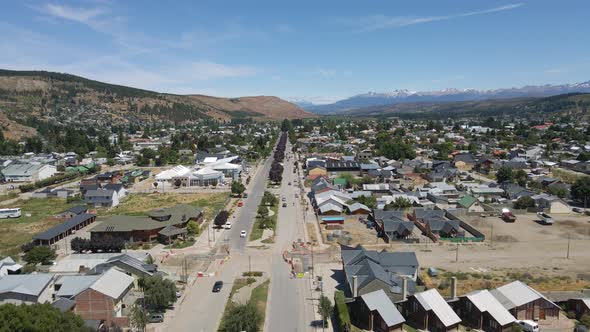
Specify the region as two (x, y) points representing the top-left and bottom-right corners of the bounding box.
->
(516, 320), (539, 332)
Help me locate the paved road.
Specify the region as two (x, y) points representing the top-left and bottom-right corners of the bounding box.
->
(266, 141), (316, 332)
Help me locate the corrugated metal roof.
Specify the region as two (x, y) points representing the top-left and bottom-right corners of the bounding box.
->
(0, 274), (54, 296)
(414, 289), (461, 327)
(90, 268), (133, 299)
(56, 275), (99, 297)
(465, 290), (515, 326)
(33, 213), (96, 241)
(491, 281), (559, 310)
(361, 289), (405, 327)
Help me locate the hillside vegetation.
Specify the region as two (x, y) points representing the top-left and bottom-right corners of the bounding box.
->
(0, 69), (314, 135)
(343, 93), (590, 119)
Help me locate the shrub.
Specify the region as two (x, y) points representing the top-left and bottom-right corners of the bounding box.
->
(334, 291), (351, 332)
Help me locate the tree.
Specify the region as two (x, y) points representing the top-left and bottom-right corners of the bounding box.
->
(547, 185), (569, 199)
(139, 275), (177, 312)
(218, 302), (262, 332)
(378, 140), (416, 160)
(385, 197), (413, 210)
(514, 196), (535, 209)
(571, 177), (590, 207)
(318, 295), (333, 328)
(130, 303), (148, 332)
(514, 169), (528, 187)
(577, 152), (590, 162)
(214, 210), (230, 228)
(186, 220), (200, 235)
(496, 166), (514, 183)
(231, 181), (246, 196)
(23, 246), (56, 265)
(0, 303), (91, 332)
(257, 205), (269, 218)
(579, 314), (590, 329)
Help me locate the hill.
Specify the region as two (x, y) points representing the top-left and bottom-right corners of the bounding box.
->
(303, 81), (590, 114)
(0, 69), (314, 135)
(342, 93), (590, 119)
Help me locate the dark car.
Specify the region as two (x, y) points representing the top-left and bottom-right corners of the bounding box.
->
(212, 281), (223, 292)
(282, 202), (287, 207)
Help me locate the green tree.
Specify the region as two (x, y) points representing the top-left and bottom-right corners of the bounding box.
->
(186, 220), (200, 235)
(496, 166), (514, 183)
(378, 140), (416, 160)
(514, 169), (528, 187)
(231, 181), (246, 196)
(257, 205), (269, 218)
(514, 196), (535, 209)
(139, 275), (177, 312)
(23, 246), (56, 265)
(577, 152), (590, 162)
(0, 303), (91, 332)
(318, 295), (333, 328)
(547, 185), (569, 199)
(218, 302), (262, 332)
(571, 177), (590, 207)
(579, 314), (590, 329)
(385, 197), (413, 210)
(130, 303), (148, 332)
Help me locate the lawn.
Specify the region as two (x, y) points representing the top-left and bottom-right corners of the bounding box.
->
(249, 204), (278, 241)
(250, 280), (270, 321)
(0, 198), (79, 258)
(98, 192), (229, 217)
(0, 192), (18, 203)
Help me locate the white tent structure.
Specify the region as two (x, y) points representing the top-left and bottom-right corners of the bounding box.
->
(155, 165), (191, 182)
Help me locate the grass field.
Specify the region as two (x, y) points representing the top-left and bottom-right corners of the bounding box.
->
(98, 192), (229, 217)
(250, 280), (270, 325)
(0, 198), (78, 257)
(250, 204), (278, 241)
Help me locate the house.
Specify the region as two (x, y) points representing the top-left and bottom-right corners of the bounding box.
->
(89, 254), (156, 280)
(31, 187), (76, 199)
(490, 281), (561, 320)
(566, 298), (590, 319)
(372, 210), (415, 242)
(0, 257), (22, 277)
(308, 166), (328, 179)
(501, 183), (534, 200)
(84, 189), (119, 208)
(65, 269), (134, 327)
(0, 274), (55, 304)
(104, 183), (127, 200)
(55, 205), (89, 219)
(531, 194), (571, 214)
(348, 203), (371, 215)
(403, 289), (461, 332)
(32, 213), (97, 246)
(453, 154), (476, 171)
(341, 245), (419, 303)
(326, 160), (361, 174)
(1, 163), (57, 182)
(457, 195), (484, 212)
(457, 290), (516, 332)
(354, 289), (406, 332)
(91, 205), (202, 243)
(50, 252), (152, 274)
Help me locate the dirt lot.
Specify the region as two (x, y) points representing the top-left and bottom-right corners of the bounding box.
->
(391, 213), (590, 284)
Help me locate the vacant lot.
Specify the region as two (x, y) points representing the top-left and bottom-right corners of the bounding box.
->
(398, 213), (590, 282)
(98, 192), (229, 217)
(0, 198), (77, 257)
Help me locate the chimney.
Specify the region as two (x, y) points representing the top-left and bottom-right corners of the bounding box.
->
(402, 276), (408, 301)
(451, 277), (457, 299)
(352, 275), (358, 298)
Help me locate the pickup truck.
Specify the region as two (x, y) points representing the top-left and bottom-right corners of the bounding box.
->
(501, 211), (516, 223)
(537, 212), (554, 225)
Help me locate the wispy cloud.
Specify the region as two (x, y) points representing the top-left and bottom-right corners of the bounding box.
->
(544, 67), (569, 74)
(42, 3), (106, 24)
(355, 3), (523, 31)
(187, 61), (257, 80)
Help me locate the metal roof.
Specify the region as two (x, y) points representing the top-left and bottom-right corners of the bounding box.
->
(491, 281), (559, 310)
(361, 289), (405, 327)
(89, 268), (133, 300)
(55, 275), (99, 297)
(0, 274), (54, 296)
(414, 289), (461, 327)
(52, 297), (76, 312)
(465, 290), (515, 326)
(33, 213), (96, 241)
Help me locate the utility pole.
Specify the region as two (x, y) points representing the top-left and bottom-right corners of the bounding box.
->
(455, 244), (459, 263)
(566, 234), (571, 259)
(490, 223), (494, 247)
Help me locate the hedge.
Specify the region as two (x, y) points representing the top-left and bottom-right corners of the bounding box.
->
(19, 169), (95, 193)
(334, 290), (351, 332)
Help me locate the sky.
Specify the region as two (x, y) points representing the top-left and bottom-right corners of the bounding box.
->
(1, 0), (590, 103)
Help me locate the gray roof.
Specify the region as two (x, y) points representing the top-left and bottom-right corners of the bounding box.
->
(490, 281), (559, 310)
(0, 274), (54, 296)
(158, 225), (188, 237)
(1, 163), (46, 176)
(414, 289), (461, 327)
(361, 289), (405, 327)
(465, 290), (515, 326)
(55, 275), (100, 297)
(92, 205), (201, 233)
(67, 205), (88, 215)
(52, 297), (76, 312)
(33, 213), (96, 241)
(91, 254), (155, 276)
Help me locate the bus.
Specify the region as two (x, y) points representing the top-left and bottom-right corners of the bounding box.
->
(0, 208), (22, 219)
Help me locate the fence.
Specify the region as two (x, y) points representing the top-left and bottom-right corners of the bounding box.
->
(440, 237), (484, 243)
(445, 209), (486, 240)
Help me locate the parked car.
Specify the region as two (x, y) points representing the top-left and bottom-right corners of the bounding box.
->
(237, 201), (244, 207)
(282, 203), (287, 208)
(212, 281), (224, 292)
(224, 222), (232, 229)
(537, 212), (554, 225)
(243, 193), (248, 198)
(148, 313), (164, 323)
(176, 291), (182, 298)
(288, 182), (291, 185)
(282, 197), (286, 202)
(240, 230), (247, 238)
(516, 320), (539, 332)
(572, 207), (584, 213)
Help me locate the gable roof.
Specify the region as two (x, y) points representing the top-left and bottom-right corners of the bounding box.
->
(458, 195), (477, 208)
(0, 274), (54, 296)
(414, 289), (461, 327)
(88, 268), (134, 299)
(33, 213), (96, 241)
(490, 281), (559, 310)
(361, 289), (405, 327)
(465, 290), (515, 326)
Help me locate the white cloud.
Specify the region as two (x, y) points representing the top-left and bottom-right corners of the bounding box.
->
(315, 68), (337, 78)
(42, 3), (106, 23)
(355, 3), (523, 31)
(187, 61), (257, 80)
(544, 68), (568, 74)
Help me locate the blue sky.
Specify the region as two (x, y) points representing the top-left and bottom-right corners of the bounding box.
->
(1, 1), (589, 103)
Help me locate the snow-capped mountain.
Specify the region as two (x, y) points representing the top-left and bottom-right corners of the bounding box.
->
(303, 81), (590, 114)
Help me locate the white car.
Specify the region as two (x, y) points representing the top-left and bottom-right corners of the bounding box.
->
(223, 222), (232, 229)
(240, 230), (247, 238)
(516, 320), (539, 332)
(537, 212), (554, 225)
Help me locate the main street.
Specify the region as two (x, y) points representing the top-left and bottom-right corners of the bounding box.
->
(163, 137), (317, 332)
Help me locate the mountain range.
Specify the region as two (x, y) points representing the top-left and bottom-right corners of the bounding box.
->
(295, 81), (590, 114)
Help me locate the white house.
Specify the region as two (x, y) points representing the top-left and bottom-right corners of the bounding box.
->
(0, 274), (55, 305)
(1, 163), (57, 182)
